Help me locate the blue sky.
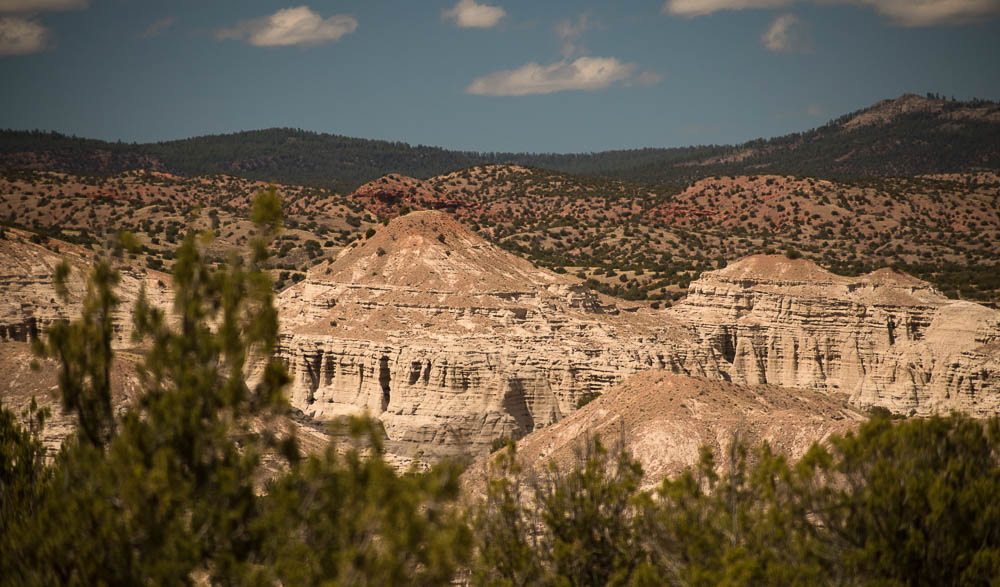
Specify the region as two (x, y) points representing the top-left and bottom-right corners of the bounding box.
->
(1, 0), (998, 152)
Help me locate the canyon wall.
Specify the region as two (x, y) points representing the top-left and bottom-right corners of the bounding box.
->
(670, 256), (1000, 416)
(6, 213), (997, 464)
(0, 232), (172, 346)
(275, 214), (724, 458)
(276, 215), (1000, 462)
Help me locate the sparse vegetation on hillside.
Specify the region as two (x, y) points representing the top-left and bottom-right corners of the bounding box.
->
(475, 415), (1000, 585)
(420, 167), (1000, 306)
(4, 164), (1000, 305)
(3, 95), (998, 190)
(0, 169), (378, 290)
(2, 191), (1000, 584)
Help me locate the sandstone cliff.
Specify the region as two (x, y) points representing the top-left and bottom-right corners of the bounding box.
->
(6, 213), (999, 467)
(0, 229), (173, 346)
(275, 213), (1000, 464)
(275, 211), (724, 461)
(669, 255), (1000, 416)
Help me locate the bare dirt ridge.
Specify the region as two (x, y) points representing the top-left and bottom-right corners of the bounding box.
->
(464, 371), (864, 492)
(842, 94), (1000, 130)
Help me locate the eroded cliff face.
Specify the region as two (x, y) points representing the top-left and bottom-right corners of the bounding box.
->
(275, 214), (1000, 462)
(275, 211), (724, 459)
(669, 256), (1000, 416)
(0, 230), (173, 346)
(5, 213), (999, 466)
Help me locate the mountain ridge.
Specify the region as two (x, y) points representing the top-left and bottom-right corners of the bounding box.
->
(2, 94), (997, 190)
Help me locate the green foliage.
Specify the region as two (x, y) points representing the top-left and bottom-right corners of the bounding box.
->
(0, 399), (49, 546)
(490, 436), (511, 453)
(33, 257), (119, 447)
(1, 188), (470, 585)
(257, 418), (471, 584)
(801, 413), (1000, 584)
(474, 413), (1000, 585)
(474, 435), (656, 586)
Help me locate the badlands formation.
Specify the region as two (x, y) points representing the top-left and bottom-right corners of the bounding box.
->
(0, 228), (173, 346)
(676, 256), (1000, 416)
(276, 211), (720, 460)
(465, 371), (863, 489)
(275, 211), (1000, 462)
(3, 210), (998, 467)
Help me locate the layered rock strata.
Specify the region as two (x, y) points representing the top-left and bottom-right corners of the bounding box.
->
(275, 212), (724, 459)
(669, 256), (1000, 416)
(276, 213), (1000, 462)
(0, 231), (172, 346)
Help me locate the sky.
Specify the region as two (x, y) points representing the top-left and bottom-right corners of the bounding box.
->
(1, 0), (998, 153)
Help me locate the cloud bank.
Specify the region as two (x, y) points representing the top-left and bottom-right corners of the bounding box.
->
(664, 0), (791, 17)
(662, 0), (1000, 25)
(466, 56), (636, 96)
(833, 0), (1000, 26)
(0, 15), (49, 55)
(443, 0), (506, 28)
(217, 6), (357, 47)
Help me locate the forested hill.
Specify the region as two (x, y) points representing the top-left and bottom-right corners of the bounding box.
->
(514, 94), (1000, 184)
(2, 94), (998, 190)
(0, 129), (481, 192)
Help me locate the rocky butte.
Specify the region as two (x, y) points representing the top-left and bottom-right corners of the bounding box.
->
(275, 211), (1000, 464)
(275, 211), (722, 463)
(673, 255), (1000, 416)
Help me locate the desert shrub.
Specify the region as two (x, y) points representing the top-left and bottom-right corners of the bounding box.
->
(474, 412), (1000, 586)
(0, 188), (470, 585)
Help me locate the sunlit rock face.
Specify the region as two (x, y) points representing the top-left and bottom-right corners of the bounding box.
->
(670, 255), (1000, 416)
(0, 230), (172, 346)
(275, 213), (1000, 463)
(274, 211), (723, 459)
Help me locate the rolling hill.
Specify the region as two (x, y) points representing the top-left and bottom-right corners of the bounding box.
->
(2, 94), (997, 191)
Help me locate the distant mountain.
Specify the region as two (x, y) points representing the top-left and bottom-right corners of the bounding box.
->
(0, 129), (480, 192)
(502, 94), (1000, 184)
(2, 94), (997, 190)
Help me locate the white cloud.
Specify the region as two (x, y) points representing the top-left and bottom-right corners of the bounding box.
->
(663, 0), (792, 16)
(217, 6), (357, 47)
(664, 0), (1000, 25)
(139, 16), (175, 39)
(761, 13), (810, 51)
(465, 56), (636, 96)
(0, 15), (49, 55)
(443, 0), (506, 28)
(826, 0), (1000, 26)
(555, 12), (593, 58)
(0, 0), (85, 12)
